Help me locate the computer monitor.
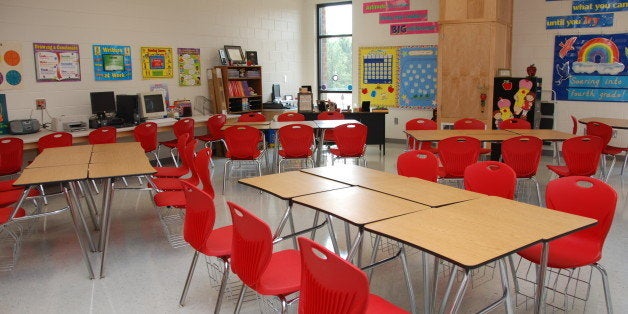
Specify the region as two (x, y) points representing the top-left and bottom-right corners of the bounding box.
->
(138, 92), (167, 120)
(115, 94), (139, 124)
(90, 91), (116, 115)
(272, 84), (281, 102)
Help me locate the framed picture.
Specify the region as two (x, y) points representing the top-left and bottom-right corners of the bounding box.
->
(297, 92), (313, 112)
(245, 51), (258, 65)
(224, 45), (245, 64)
(497, 68), (511, 77)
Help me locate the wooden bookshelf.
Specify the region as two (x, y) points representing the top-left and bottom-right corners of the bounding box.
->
(215, 65), (263, 113)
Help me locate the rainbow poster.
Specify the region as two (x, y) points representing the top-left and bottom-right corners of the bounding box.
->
(552, 33), (627, 102)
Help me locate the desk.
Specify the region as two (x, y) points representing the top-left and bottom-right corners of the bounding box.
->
(365, 196), (596, 313)
(269, 120), (318, 129)
(301, 164), (397, 186)
(26, 145), (93, 168)
(222, 121), (271, 130)
(579, 117), (628, 129)
(405, 129), (518, 146)
(302, 112), (387, 154)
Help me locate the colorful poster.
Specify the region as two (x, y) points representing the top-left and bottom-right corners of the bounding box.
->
(93, 44), (132, 81)
(142, 47), (173, 78)
(398, 46), (437, 109)
(33, 43), (80, 82)
(572, 0), (628, 13)
(0, 41), (23, 90)
(363, 0), (410, 13)
(390, 22), (438, 35)
(359, 46), (399, 107)
(552, 33), (627, 102)
(379, 10), (427, 24)
(546, 13), (614, 29)
(177, 48), (201, 86)
(0, 94), (8, 134)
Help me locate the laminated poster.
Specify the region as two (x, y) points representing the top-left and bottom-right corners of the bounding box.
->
(178, 48), (201, 86)
(142, 47), (174, 79)
(93, 44), (132, 81)
(33, 43), (81, 82)
(0, 41), (23, 90)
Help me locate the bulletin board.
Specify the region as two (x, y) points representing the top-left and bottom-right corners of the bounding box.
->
(177, 48), (201, 86)
(93, 44), (132, 81)
(359, 46), (399, 108)
(141, 47), (174, 79)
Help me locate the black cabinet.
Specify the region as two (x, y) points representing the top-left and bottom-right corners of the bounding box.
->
(302, 112), (387, 154)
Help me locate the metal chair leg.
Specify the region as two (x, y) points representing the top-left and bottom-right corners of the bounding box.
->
(214, 258), (230, 314)
(234, 284), (247, 314)
(592, 263), (614, 314)
(179, 251), (199, 306)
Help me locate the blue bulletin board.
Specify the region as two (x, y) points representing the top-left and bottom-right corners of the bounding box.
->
(552, 33), (627, 102)
(398, 46), (437, 108)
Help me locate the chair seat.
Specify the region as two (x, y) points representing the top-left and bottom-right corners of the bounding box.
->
(153, 166), (188, 178)
(159, 139), (178, 148)
(200, 225), (233, 257)
(329, 148), (363, 158)
(603, 145), (625, 155)
(518, 235), (602, 269)
(479, 148), (491, 154)
(0, 180), (20, 192)
(0, 206), (26, 223)
(367, 294), (409, 314)
(225, 150), (263, 160)
(153, 191), (186, 208)
(196, 134), (223, 142)
(0, 188), (40, 207)
(437, 167), (462, 179)
(152, 178), (185, 191)
(256, 249), (301, 296)
(278, 149), (312, 159)
(546, 164), (596, 177)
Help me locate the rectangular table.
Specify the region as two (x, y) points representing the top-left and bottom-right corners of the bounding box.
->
(301, 164), (398, 186)
(27, 145), (93, 168)
(578, 117), (628, 130)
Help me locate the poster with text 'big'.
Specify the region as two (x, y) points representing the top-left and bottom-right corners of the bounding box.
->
(0, 41), (23, 90)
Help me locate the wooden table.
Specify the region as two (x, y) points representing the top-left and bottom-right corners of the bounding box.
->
(301, 164), (398, 186)
(26, 145), (93, 168)
(405, 129), (518, 143)
(222, 121), (271, 130)
(365, 196), (597, 313)
(579, 117), (628, 129)
(269, 120), (318, 129)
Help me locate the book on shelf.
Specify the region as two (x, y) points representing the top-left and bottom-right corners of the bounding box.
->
(227, 81), (254, 98)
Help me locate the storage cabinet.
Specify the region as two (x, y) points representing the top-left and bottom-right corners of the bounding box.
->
(215, 65), (263, 113)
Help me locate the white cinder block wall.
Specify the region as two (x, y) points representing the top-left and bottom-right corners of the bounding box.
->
(0, 0), (305, 121)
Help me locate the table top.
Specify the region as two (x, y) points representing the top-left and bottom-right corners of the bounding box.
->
(313, 119), (361, 129)
(579, 117), (628, 130)
(293, 186), (430, 226)
(365, 196), (596, 269)
(90, 150), (148, 164)
(505, 129), (575, 140)
(405, 129), (518, 142)
(27, 145), (93, 168)
(223, 121), (271, 130)
(238, 171), (350, 200)
(269, 121), (319, 129)
(91, 142), (144, 152)
(361, 175), (483, 207)
(301, 165), (398, 186)
(88, 159), (156, 179)
(14, 164), (89, 185)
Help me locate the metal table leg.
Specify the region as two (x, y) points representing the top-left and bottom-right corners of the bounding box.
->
(99, 178), (115, 278)
(64, 185), (95, 279)
(535, 242), (549, 314)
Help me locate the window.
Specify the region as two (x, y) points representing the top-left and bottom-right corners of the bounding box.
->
(317, 2), (352, 108)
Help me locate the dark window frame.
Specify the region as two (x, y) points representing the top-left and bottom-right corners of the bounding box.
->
(316, 1), (352, 101)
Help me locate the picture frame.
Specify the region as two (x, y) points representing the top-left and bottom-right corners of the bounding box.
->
(245, 51), (258, 65)
(218, 49), (228, 65)
(497, 68), (511, 77)
(297, 92), (313, 112)
(224, 45), (245, 64)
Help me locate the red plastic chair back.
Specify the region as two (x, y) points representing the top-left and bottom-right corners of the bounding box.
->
(298, 237), (369, 314)
(181, 181), (216, 252)
(37, 132), (72, 154)
(227, 201), (273, 288)
(237, 112), (266, 122)
(571, 115), (578, 135)
(332, 123), (367, 157)
(562, 135), (604, 176)
(397, 150), (439, 182)
(180, 139), (199, 186)
(0, 137), (24, 176)
(223, 126), (263, 160)
(317, 111), (345, 120)
(453, 118), (486, 130)
(277, 112), (305, 122)
(278, 124), (314, 158)
(88, 126), (117, 144)
(501, 136), (543, 178)
(173, 118), (195, 142)
(464, 161), (517, 199)
(204, 114), (227, 141)
(194, 147), (215, 198)
(499, 118), (531, 130)
(438, 136), (481, 178)
(405, 118), (437, 150)
(585, 121), (613, 146)
(546, 176), (617, 253)
(134, 122), (159, 153)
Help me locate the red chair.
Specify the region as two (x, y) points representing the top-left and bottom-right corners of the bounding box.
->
(498, 118), (531, 130)
(453, 118), (491, 155)
(405, 118), (438, 153)
(87, 126), (117, 144)
(501, 136), (543, 205)
(134, 122), (162, 166)
(0, 205), (27, 270)
(195, 114), (226, 152)
(396, 150), (439, 182)
(178, 180), (232, 312)
(0, 137), (24, 179)
(546, 135), (603, 178)
(277, 112), (305, 122)
(37, 132), (72, 154)
(152, 134), (191, 178)
(330, 123), (367, 166)
(159, 118), (195, 166)
(317, 111), (345, 143)
(517, 176), (617, 313)
(277, 124), (315, 172)
(571, 115), (579, 135)
(298, 237), (409, 314)
(237, 112), (266, 122)
(437, 136), (481, 181)
(228, 201), (301, 313)
(463, 161), (516, 199)
(222, 126), (265, 193)
(152, 139), (199, 193)
(585, 121), (625, 182)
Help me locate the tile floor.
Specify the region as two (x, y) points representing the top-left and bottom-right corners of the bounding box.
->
(0, 142), (626, 313)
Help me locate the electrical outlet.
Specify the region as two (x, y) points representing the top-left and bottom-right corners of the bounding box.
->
(612, 129), (617, 138)
(35, 98), (46, 110)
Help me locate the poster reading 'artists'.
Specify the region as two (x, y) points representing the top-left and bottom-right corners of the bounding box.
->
(552, 33), (627, 102)
(93, 44), (132, 81)
(142, 47), (173, 79)
(33, 43), (81, 82)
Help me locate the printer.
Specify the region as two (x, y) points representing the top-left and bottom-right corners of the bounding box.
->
(51, 115), (90, 132)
